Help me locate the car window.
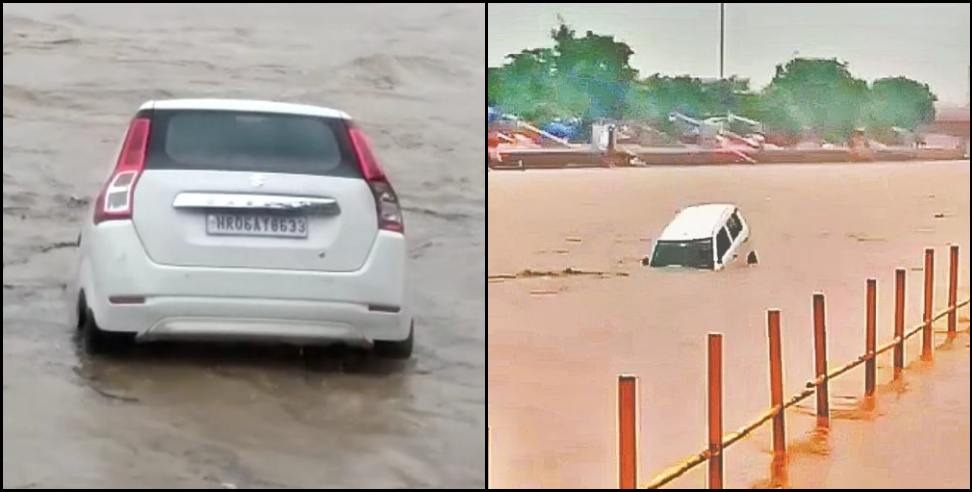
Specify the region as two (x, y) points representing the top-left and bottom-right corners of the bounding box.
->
(727, 212), (743, 239)
(650, 239), (714, 269)
(716, 228), (731, 261)
(144, 109), (361, 177)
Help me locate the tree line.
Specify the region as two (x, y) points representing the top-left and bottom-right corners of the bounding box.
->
(488, 22), (937, 143)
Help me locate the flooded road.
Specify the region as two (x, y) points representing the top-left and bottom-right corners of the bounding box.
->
(3, 3), (484, 488)
(488, 162), (970, 488)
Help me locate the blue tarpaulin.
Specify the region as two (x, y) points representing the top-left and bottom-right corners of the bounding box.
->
(541, 121), (579, 141)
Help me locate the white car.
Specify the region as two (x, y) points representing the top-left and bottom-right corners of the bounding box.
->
(643, 203), (757, 270)
(69, 99), (412, 358)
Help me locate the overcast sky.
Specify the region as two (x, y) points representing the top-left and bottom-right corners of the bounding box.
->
(488, 3), (971, 104)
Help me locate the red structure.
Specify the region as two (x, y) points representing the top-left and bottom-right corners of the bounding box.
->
(922, 103), (970, 138)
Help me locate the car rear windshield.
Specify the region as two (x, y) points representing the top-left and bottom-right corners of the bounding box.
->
(650, 238), (714, 269)
(142, 109), (361, 178)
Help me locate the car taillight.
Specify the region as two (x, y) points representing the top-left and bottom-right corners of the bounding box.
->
(93, 117), (150, 224)
(348, 123), (404, 234)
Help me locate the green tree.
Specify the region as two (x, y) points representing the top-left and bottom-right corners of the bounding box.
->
(760, 58), (870, 142)
(492, 48), (557, 121)
(865, 76), (937, 130)
(487, 21), (639, 124)
(488, 67), (499, 106)
(490, 28), (939, 147)
(624, 75), (751, 131)
(551, 23), (638, 120)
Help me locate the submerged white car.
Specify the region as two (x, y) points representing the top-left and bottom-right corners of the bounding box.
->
(643, 203), (757, 270)
(70, 99), (412, 358)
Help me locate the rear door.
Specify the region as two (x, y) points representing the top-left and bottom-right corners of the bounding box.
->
(132, 108), (377, 272)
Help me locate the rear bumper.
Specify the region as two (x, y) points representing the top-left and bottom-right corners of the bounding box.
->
(126, 296), (406, 345)
(77, 222), (410, 344)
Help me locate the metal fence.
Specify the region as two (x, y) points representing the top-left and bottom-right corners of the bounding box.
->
(613, 245), (969, 489)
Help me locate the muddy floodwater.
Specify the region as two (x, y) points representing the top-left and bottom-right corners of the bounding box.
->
(488, 162), (970, 488)
(3, 4), (484, 488)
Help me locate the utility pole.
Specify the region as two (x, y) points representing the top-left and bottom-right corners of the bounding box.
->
(719, 3), (725, 80)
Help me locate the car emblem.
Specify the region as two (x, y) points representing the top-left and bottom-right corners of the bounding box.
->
(250, 174), (266, 187)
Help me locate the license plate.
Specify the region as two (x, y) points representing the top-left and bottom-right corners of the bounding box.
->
(206, 213), (308, 238)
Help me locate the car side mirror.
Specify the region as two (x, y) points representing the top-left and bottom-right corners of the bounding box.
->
(641, 257), (650, 267)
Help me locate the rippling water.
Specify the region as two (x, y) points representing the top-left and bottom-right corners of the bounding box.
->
(3, 3), (485, 488)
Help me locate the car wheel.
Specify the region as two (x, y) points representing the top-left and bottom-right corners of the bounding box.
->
(80, 308), (110, 355)
(79, 303), (132, 356)
(374, 320), (414, 359)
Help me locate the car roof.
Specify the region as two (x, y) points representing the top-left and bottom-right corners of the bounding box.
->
(139, 99), (351, 119)
(658, 203), (737, 241)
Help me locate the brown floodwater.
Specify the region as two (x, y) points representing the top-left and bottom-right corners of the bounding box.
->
(3, 3), (485, 488)
(488, 162), (970, 488)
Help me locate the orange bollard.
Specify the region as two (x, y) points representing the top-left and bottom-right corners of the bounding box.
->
(707, 333), (724, 489)
(812, 293), (830, 428)
(948, 245), (959, 337)
(618, 375), (638, 489)
(922, 248), (934, 361)
(894, 268), (906, 377)
(865, 279), (877, 397)
(767, 310), (786, 457)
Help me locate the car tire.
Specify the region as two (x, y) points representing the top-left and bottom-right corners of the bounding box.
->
(78, 298), (132, 355)
(374, 320), (414, 359)
(80, 308), (111, 355)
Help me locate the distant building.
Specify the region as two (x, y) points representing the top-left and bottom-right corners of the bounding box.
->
(927, 103), (970, 136)
(923, 102), (970, 156)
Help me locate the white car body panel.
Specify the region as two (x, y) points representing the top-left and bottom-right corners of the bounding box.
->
(648, 203), (754, 271)
(69, 99), (410, 347)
